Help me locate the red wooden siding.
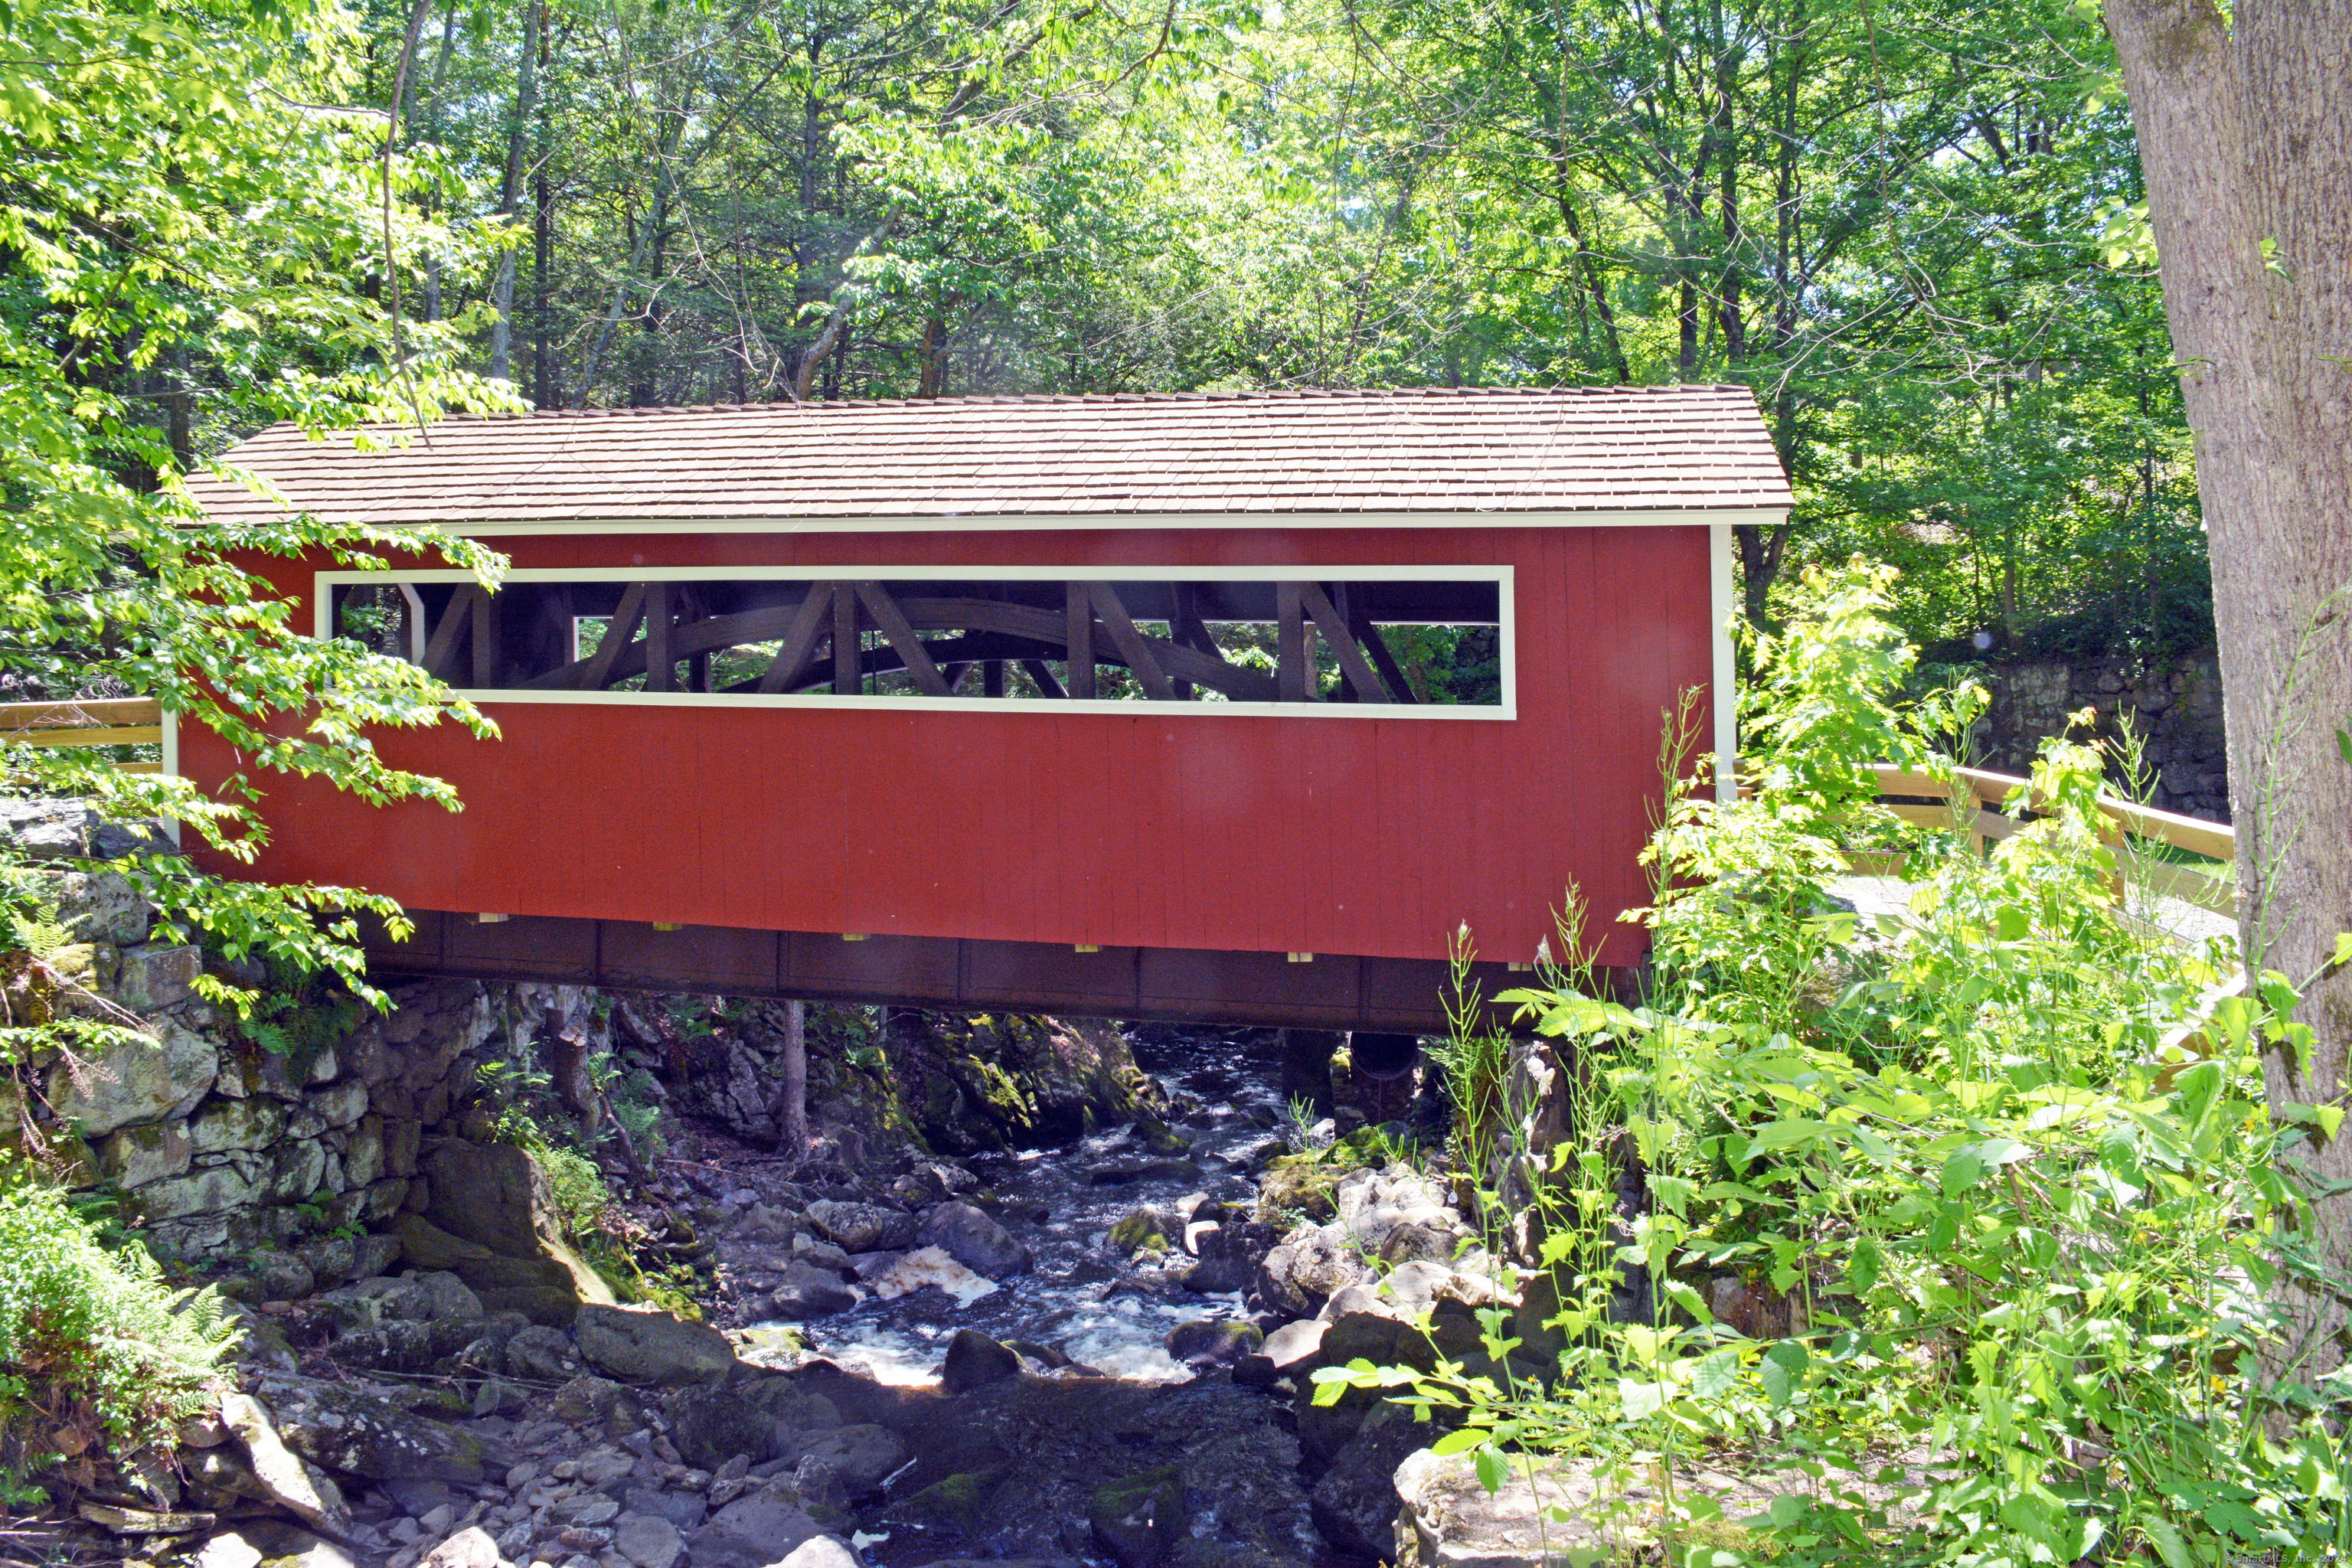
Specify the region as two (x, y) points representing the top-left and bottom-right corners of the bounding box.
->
(184, 524), (1713, 968)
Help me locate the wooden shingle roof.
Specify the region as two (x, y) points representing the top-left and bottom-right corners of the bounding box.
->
(188, 384), (1792, 533)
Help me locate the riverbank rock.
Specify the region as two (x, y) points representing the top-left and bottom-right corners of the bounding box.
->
(1390, 1447), (1922, 1564)
(217, 1393), (351, 1537)
(918, 1200), (1031, 1277)
(576, 1304), (737, 1386)
(1318, 1261), (1498, 1371)
(889, 1013), (1148, 1153)
(1253, 1221), (1372, 1319)
(1180, 1213), (1279, 1293)
(1235, 1319), (1326, 1386)
(803, 1199), (914, 1253)
(940, 1328), (1023, 1393)
(689, 1484), (828, 1568)
(767, 1260), (859, 1320)
(655, 1385), (769, 1471)
(1163, 1318), (1261, 1374)
(1089, 1464), (1186, 1567)
(1310, 1406), (1429, 1557)
(857, 1370), (1315, 1565)
(1108, 1207), (1173, 1259)
(248, 1374), (490, 1483)
(1333, 1165), (1475, 1266)
(416, 1142), (616, 1325)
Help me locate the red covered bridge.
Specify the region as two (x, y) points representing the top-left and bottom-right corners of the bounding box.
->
(181, 387), (1789, 1031)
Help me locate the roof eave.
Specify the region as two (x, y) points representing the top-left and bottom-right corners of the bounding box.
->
(191, 504), (1794, 536)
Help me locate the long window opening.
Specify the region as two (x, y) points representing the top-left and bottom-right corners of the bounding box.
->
(325, 575), (1506, 710)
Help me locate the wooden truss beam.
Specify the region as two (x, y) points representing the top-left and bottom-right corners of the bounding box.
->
(754, 583), (835, 694)
(854, 582), (953, 697)
(1297, 581), (1392, 704)
(1078, 583), (1174, 701)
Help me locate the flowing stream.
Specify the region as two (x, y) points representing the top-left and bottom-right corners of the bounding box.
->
(774, 1026), (1294, 1384)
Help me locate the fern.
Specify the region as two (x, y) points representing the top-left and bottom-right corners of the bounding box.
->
(7, 903), (68, 965)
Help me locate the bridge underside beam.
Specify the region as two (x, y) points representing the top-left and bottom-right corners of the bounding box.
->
(361, 912), (1539, 1034)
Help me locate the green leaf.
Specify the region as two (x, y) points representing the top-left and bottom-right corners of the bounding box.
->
(2141, 1519), (2194, 1568)
(1617, 1378), (1668, 1420)
(2174, 1059), (2224, 1132)
(1429, 1428), (1487, 1457)
(1939, 1148), (1988, 1196)
(1847, 1236), (1882, 1296)
(1690, 1348), (1740, 1398)
(1472, 1446), (1508, 1496)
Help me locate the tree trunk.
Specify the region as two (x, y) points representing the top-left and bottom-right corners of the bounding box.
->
(165, 345), (192, 471)
(773, 999), (808, 1161)
(2105, 0), (2352, 1391)
(1735, 521), (1789, 629)
(489, 0), (542, 383)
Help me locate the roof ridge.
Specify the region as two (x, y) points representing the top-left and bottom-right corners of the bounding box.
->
(459, 383), (1753, 423)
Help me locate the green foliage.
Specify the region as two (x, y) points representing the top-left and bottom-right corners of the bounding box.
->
(0, 0), (532, 1078)
(1324, 572), (2352, 1564)
(471, 1045), (693, 1314)
(0, 1175), (237, 1498)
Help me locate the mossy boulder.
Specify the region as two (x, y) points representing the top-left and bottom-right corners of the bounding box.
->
(891, 1466), (1006, 1531)
(1089, 1464), (1188, 1567)
(1255, 1154), (1351, 1223)
(1108, 1207), (1172, 1259)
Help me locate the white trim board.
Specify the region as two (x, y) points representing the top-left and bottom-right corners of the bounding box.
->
(312, 564), (1513, 586)
(315, 564), (1518, 722)
(319, 506), (1787, 539)
(1710, 524), (1738, 802)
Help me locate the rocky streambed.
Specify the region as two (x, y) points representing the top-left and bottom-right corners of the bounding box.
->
(93, 1018), (1540, 1568)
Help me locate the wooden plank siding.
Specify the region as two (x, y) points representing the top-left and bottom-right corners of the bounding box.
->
(182, 524), (1714, 969)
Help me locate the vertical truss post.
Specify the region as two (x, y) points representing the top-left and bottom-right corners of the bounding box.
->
(1169, 583), (1198, 701)
(643, 582), (675, 692)
(470, 586), (502, 688)
(832, 580), (861, 694)
(1276, 583), (1308, 702)
(1066, 583), (1097, 700)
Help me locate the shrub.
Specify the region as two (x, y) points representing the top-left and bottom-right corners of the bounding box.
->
(0, 1178), (236, 1501)
(1321, 564), (2352, 1566)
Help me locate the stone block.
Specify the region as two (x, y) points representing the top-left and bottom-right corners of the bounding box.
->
(343, 1116), (385, 1189)
(0, 799), (101, 860)
(47, 869), (151, 946)
(143, 1213), (232, 1261)
(97, 1119), (194, 1189)
(190, 1096), (289, 1155)
(49, 943), (119, 999)
(265, 1139), (330, 1204)
(140, 1163), (266, 1221)
(306, 1080), (368, 1129)
(115, 943), (201, 1013)
(384, 1116), (422, 1177)
(257, 1043), (338, 1102)
(50, 1019), (217, 1137)
(361, 1178), (410, 1223)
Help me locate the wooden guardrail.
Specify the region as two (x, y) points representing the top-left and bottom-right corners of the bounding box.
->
(1870, 762), (2238, 916)
(0, 698), (164, 773)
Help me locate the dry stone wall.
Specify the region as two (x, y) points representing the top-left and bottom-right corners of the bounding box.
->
(15, 844), (609, 1292)
(1967, 652), (2229, 821)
